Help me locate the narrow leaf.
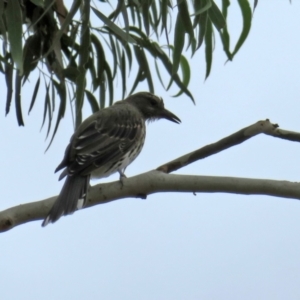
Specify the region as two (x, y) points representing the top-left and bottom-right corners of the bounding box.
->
(28, 77), (41, 114)
(141, 1), (150, 36)
(85, 90), (100, 113)
(192, 0), (212, 16)
(104, 62), (114, 106)
(177, 0), (195, 51)
(129, 68), (144, 96)
(99, 78), (106, 109)
(15, 73), (24, 125)
(124, 44), (132, 72)
(134, 46), (154, 93)
(204, 21), (213, 79)
(41, 83), (50, 130)
(5, 62), (13, 115)
(196, 11), (208, 49)
(121, 51), (126, 99)
(161, 0), (168, 34)
(109, 35), (118, 81)
(29, 0), (44, 7)
(91, 34), (106, 83)
(231, 0), (252, 57)
(91, 7), (136, 44)
(0, 0), (7, 44)
(208, 1), (226, 31)
(46, 81), (66, 151)
(22, 34), (41, 84)
(151, 45), (194, 102)
(154, 60), (166, 89)
(219, 0), (232, 60)
(172, 14), (185, 75)
(253, 0), (258, 11)
(177, 0), (194, 37)
(6, 0), (23, 74)
(173, 55), (191, 98)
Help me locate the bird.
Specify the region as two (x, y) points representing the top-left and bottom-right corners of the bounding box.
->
(42, 92), (181, 226)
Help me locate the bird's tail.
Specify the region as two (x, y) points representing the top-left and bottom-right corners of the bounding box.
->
(42, 175), (89, 227)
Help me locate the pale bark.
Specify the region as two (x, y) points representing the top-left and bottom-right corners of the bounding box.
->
(1, 119), (299, 233)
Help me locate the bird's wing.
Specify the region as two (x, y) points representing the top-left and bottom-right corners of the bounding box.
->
(57, 108), (144, 179)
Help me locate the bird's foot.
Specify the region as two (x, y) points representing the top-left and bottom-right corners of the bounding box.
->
(137, 193), (147, 199)
(118, 171), (127, 188)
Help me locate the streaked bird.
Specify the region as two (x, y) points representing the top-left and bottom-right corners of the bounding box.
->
(42, 92), (181, 226)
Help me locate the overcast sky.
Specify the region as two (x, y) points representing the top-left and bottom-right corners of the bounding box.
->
(1, 1), (300, 299)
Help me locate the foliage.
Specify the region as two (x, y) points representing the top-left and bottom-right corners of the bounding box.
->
(0, 0), (255, 148)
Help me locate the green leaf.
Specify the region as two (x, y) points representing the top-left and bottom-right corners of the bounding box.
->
(5, 62), (13, 115)
(192, 0), (212, 16)
(154, 60), (166, 90)
(208, 1), (226, 31)
(121, 51), (126, 99)
(91, 6), (136, 44)
(116, 0), (130, 40)
(134, 46), (154, 93)
(219, 0), (232, 60)
(231, 0), (252, 57)
(205, 21), (213, 79)
(0, 0), (7, 43)
(99, 81), (105, 109)
(15, 73), (24, 125)
(150, 0), (159, 36)
(177, 0), (194, 36)
(222, 0), (230, 18)
(129, 68), (144, 96)
(160, 0), (168, 34)
(253, 0), (258, 11)
(46, 84), (53, 139)
(62, 66), (80, 83)
(22, 34), (41, 84)
(149, 44), (194, 103)
(46, 80), (66, 151)
(6, 0), (23, 74)
(104, 62), (114, 106)
(85, 90), (100, 113)
(196, 11), (208, 50)
(177, 0), (195, 51)
(141, 1), (150, 36)
(41, 83), (50, 131)
(124, 44), (132, 72)
(173, 54), (191, 98)
(28, 77), (41, 114)
(172, 14), (185, 75)
(29, 0), (44, 8)
(109, 35), (118, 80)
(86, 56), (98, 91)
(121, 0), (130, 28)
(75, 0), (90, 128)
(43, 0), (81, 59)
(115, 40), (122, 79)
(91, 34), (106, 83)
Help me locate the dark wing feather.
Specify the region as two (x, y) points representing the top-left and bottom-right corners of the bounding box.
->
(56, 106), (144, 179)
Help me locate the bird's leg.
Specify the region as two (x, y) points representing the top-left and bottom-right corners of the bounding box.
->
(118, 170), (127, 187)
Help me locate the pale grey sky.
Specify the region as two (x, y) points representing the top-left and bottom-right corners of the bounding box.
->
(1, 1), (300, 299)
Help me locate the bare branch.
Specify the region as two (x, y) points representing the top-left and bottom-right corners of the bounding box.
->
(1, 119), (300, 232)
(1, 171), (300, 233)
(157, 119), (300, 173)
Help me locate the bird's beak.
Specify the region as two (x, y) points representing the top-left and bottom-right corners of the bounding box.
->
(160, 108), (181, 124)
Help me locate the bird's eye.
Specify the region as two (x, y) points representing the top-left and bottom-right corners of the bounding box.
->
(150, 99), (158, 106)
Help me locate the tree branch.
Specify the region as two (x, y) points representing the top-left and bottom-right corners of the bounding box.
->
(157, 119), (300, 173)
(1, 119), (300, 232)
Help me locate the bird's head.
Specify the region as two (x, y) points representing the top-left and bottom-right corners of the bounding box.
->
(124, 92), (181, 124)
